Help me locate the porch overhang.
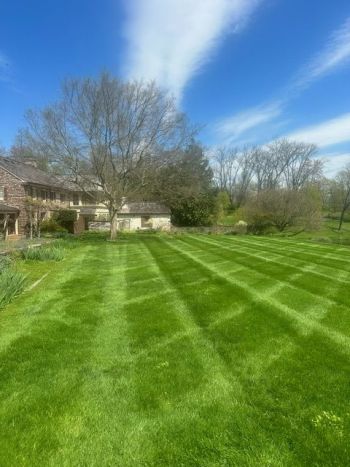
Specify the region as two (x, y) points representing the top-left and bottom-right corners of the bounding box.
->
(79, 208), (98, 215)
(0, 204), (19, 213)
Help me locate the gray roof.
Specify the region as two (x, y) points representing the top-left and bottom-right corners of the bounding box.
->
(0, 203), (19, 212)
(0, 157), (65, 189)
(121, 202), (170, 215)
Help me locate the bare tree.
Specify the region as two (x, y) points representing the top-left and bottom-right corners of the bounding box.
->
(10, 129), (50, 171)
(234, 147), (256, 207)
(250, 140), (322, 191)
(25, 74), (193, 239)
(278, 140), (322, 189)
(212, 146), (256, 207)
(212, 147), (240, 197)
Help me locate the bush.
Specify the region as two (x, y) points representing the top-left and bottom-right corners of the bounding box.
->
(53, 209), (77, 233)
(22, 244), (65, 261)
(243, 188), (322, 234)
(171, 195), (215, 227)
(0, 269), (26, 309)
(233, 220), (248, 235)
(41, 218), (68, 234)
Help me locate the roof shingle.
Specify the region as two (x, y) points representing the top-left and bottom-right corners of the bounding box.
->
(121, 202), (170, 214)
(0, 157), (64, 189)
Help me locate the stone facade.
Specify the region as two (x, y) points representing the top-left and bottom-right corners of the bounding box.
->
(0, 157), (171, 237)
(0, 166), (26, 235)
(88, 214), (171, 232)
(0, 161), (70, 238)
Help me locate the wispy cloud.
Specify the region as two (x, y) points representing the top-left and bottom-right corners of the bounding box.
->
(293, 17), (350, 90)
(320, 152), (350, 177)
(214, 100), (283, 141)
(287, 113), (350, 148)
(215, 16), (350, 142)
(123, 0), (261, 100)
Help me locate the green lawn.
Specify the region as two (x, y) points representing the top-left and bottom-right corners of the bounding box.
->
(1, 234), (350, 466)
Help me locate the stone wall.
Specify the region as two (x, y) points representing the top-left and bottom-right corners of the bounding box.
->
(0, 166), (27, 235)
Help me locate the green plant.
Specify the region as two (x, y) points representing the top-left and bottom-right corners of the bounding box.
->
(40, 218), (68, 234)
(0, 269), (26, 309)
(0, 255), (12, 273)
(53, 209), (77, 233)
(171, 195), (215, 226)
(21, 244), (65, 261)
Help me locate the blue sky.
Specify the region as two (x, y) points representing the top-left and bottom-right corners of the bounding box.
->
(0, 0), (350, 175)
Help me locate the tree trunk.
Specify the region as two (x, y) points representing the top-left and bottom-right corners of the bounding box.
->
(110, 211), (118, 240)
(338, 206), (347, 231)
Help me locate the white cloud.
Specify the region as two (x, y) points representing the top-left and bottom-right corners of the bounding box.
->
(294, 17), (350, 90)
(214, 100), (283, 141)
(287, 113), (350, 148)
(320, 152), (350, 177)
(214, 16), (350, 142)
(123, 0), (261, 100)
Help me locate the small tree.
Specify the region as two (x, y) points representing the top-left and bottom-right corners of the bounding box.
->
(242, 188), (321, 234)
(24, 198), (58, 238)
(212, 191), (230, 225)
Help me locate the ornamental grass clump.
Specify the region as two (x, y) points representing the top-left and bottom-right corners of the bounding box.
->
(22, 244), (65, 261)
(0, 256), (26, 310)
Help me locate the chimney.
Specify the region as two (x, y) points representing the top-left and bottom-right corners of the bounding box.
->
(22, 159), (38, 168)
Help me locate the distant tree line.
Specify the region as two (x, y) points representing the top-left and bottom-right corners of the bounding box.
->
(2, 73), (350, 235)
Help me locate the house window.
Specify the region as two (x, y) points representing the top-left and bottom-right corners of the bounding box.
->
(141, 216), (152, 228)
(0, 186), (4, 201)
(41, 190), (49, 201)
(50, 192), (56, 201)
(60, 193), (66, 203)
(73, 194), (80, 206)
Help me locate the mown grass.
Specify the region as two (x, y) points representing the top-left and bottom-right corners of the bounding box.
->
(0, 233), (350, 466)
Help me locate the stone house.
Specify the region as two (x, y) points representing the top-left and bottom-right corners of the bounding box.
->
(0, 157), (171, 238)
(0, 157), (70, 238)
(79, 202), (171, 233)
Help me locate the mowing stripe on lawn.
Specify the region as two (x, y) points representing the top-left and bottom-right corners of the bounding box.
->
(227, 235), (350, 269)
(159, 236), (350, 354)
(184, 235), (350, 312)
(182, 235), (348, 328)
(193, 235), (350, 312)
(213, 236), (350, 284)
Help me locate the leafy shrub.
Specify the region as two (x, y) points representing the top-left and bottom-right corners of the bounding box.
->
(53, 209), (77, 233)
(41, 218), (68, 234)
(233, 220), (248, 235)
(22, 244), (65, 261)
(171, 195), (215, 227)
(0, 269), (26, 309)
